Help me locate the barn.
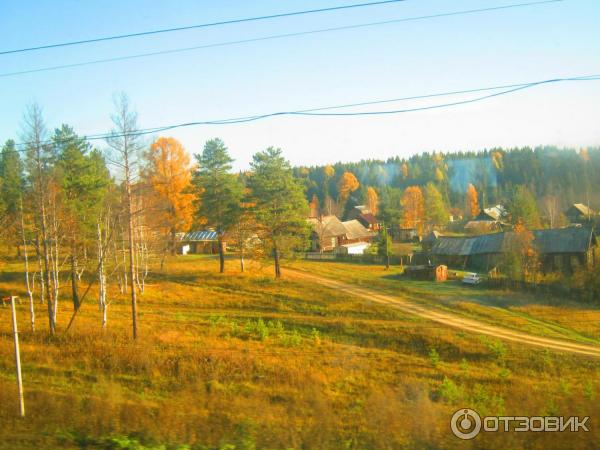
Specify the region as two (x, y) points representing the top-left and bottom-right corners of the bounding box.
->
(430, 227), (597, 273)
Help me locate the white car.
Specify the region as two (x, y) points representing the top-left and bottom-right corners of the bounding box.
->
(462, 273), (482, 285)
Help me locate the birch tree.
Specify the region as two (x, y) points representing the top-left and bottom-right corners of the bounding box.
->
(22, 104), (56, 334)
(106, 93), (144, 339)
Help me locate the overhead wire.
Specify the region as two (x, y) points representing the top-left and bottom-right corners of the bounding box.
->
(0, 0), (410, 55)
(7, 74), (600, 151)
(0, 0), (564, 78)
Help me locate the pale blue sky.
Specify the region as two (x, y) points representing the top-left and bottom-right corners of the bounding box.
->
(0, 0), (598, 169)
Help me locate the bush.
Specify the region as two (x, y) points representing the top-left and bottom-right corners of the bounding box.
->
(428, 348), (440, 367)
(437, 377), (462, 404)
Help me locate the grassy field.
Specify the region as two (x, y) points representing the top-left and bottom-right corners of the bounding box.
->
(289, 260), (600, 344)
(1, 255), (599, 449)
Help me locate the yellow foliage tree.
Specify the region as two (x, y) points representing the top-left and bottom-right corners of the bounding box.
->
(466, 183), (479, 219)
(337, 171), (360, 203)
(366, 187), (379, 215)
(145, 137), (195, 256)
(401, 186), (425, 234)
(324, 165), (335, 178)
(401, 162), (409, 179)
(491, 151), (504, 170)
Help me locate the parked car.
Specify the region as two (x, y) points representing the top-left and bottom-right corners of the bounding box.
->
(462, 272), (482, 285)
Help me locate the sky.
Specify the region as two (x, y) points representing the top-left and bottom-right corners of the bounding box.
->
(0, 0), (599, 170)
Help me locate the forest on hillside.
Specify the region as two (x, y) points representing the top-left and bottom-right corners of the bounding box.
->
(295, 146), (600, 228)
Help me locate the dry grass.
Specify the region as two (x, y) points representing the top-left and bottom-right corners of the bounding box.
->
(0, 255), (599, 449)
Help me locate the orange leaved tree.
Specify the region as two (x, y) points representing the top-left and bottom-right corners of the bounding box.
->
(337, 171), (360, 203)
(366, 186), (379, 215)
(145, 137), (195, 264)
(466, 183), (480, 219)
(401, 186), (425, 235)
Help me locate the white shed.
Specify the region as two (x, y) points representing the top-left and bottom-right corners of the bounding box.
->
(338, 242), (370, 255)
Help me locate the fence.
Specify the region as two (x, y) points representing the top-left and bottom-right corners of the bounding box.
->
(302, 252), (413, 266)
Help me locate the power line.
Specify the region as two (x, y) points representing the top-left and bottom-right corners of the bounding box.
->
(0, 0), (409, 56)
(8, 74), (599, 150)
(0, 0), (564, 79)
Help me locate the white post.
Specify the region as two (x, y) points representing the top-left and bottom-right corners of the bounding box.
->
(10, 296), (25, 417)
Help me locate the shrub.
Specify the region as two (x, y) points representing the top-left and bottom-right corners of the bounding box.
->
(282, 330), (302, 347)
(437, 377), (462, 404)
(428, 348), (440, 368)
(311, 328), (321, 346)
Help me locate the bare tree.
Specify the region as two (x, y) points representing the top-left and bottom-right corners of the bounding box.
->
(22, 104), (56, 334)
(106, 93), (144, 339)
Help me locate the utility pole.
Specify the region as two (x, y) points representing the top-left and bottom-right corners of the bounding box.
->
(382, 221), (390, 270)
(10, 296), (25, 417)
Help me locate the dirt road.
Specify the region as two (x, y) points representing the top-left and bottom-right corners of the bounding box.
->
(288, 269), (600, 358)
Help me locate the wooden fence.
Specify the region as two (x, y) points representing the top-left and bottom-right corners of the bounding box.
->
(302, 252), (413, 266)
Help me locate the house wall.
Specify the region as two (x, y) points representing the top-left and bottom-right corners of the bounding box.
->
(186, 241), (220, 254)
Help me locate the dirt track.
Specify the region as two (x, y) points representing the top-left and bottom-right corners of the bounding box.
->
(287, 269), (600, 358)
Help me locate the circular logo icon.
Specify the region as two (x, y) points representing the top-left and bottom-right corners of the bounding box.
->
(451, 408), (482, 440)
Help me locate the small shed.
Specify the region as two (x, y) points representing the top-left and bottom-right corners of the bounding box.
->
(403, 264), (447, 282)
(338, 242), (370, 255)
(178, 230), (220, 254)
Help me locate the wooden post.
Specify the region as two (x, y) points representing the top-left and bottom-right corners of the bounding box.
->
(10, 296), (25, 417)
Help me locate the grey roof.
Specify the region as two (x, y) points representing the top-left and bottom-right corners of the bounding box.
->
(422, 231), (442, 243)
(432, 227), (596, 256)
(182, 230), (218, 241)
(308, 215), (347, 238)
(531, 227), (596, 254)
(483, 205), (506, 221)
(342, 219), (376, 240)
(569, 203), (596, 216)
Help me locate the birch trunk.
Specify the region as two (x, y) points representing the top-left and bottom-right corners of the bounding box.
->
(20, 199), (35, 332)
(97, 222), (107, 329)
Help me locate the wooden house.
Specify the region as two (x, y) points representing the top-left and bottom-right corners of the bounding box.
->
(178, 230), (221, 255)
(308, 215), (375, 252)
(566, 203), (596, 224)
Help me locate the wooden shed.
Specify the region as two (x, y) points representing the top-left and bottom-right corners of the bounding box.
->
(403, 264), (447, 282)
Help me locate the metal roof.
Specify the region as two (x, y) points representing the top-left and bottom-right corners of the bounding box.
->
(432, 227), (596, 256)
(181, 230), (218, 241)
(341, 219), (376, 240)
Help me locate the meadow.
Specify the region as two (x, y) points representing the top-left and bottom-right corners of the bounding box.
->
(1, 255), (599, 449)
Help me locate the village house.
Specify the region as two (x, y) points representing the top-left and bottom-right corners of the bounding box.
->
(177, 230), (221, 255)
(566, 203), (597, 224)
(429, 227), (597, 273)
(464, 204), (507, 233)
(346, 205), (381, 231)
(308, 215), (376, 253)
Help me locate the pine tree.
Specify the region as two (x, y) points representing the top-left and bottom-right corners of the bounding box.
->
(55, 124), (110, 310)
(248, 147), (309, 278)
(508, 185), (541, 229)
(193, 138), (242, 273)
(0, 139), (25, 255)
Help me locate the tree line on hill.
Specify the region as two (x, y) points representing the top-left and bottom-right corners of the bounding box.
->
(294, 145), (600, 233)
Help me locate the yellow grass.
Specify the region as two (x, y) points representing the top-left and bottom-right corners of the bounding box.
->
(0, 255), (599, 449)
